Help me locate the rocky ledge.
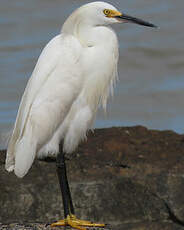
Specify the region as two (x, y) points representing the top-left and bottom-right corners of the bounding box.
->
(1, 126), (184, 230)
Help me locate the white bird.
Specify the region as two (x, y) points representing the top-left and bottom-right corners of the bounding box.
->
(5, 2), (156, 229)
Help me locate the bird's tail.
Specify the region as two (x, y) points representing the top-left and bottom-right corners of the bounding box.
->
(6, 124), (37, 178)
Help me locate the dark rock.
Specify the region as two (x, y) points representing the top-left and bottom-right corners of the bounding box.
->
(0, 126), (184, 229)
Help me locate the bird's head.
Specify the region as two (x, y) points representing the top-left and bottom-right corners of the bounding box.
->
(72, 1), (157, 28)
(62, 1), (157, 36)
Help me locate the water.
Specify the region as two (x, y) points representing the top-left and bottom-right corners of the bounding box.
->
(0, 0), (184, 149)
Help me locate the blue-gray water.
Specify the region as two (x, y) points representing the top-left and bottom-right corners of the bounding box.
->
(0, 0), (184, 149)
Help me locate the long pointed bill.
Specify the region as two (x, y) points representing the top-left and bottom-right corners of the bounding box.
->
(115, 14), (157, 28)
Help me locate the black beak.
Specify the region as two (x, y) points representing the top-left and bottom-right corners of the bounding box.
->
(115, 13), (157, 28)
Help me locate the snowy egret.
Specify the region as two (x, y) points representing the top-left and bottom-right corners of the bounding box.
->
(5, 1), (156, 229)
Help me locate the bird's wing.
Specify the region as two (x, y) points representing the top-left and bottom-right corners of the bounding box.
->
(6, 34), (82, 172)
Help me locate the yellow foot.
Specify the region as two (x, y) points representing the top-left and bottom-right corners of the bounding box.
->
(51, 214), (105, 230)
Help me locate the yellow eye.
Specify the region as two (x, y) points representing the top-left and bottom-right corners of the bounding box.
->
(103, 9), (110, 16)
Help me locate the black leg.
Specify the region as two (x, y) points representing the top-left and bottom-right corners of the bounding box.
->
(65, 163), (75, 215)
(56, 148), (75, 218)
(52, 148), (105, 229)
(56, 152), (69, 218)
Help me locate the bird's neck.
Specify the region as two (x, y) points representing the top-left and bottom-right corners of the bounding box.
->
(62, 15), (111, 47)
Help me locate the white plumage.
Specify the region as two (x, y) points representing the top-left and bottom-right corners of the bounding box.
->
(5, 2), (119, 178)
(5, 1), (156, 178)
